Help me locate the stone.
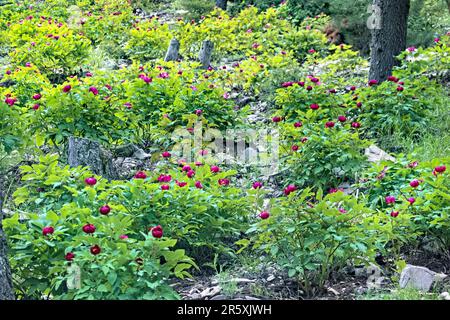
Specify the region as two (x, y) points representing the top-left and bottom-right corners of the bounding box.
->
(365, 145), (396, 163)
(399, 265), (448, 292)
(199, 286), (221, 298)
(337, 182), (354, 195)
(266, 275), (275, 282)
(327, 287), (340, 296)
(439, 292), (450, 300)
(210, 294), (227, 300)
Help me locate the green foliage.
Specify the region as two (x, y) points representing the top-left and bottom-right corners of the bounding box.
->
(175, 0), (216, 20)
(1, 16), (91, 79)
(356, 77), (447, 152)
(4, 154), (253, 298)
(241, 188), (378, 295)
(278, 121), (370, 190)
(360, 156), (450, 251)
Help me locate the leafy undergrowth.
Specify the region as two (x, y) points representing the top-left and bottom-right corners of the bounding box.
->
(1, 0), (449, 300)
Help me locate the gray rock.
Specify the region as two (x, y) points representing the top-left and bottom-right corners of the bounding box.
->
(210, 294), (227, 300)
(399, 265), (448, 292)
(365, 145), (396, 163)
(266, 275), (275, 282)
(199, 286), (221, 298)
(439, 292), (450, 300)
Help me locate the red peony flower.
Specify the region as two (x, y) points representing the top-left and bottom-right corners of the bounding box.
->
(310, 103), (319, 110)
(351, 122), (361, 128)
(385, 196), (396, 205)
(407, 197), (416, 205)
(176, 181), (187, 187)
(182, 165), (192, 172)
(82, 224), (96, 234)
(252, 181), (263, 189)
(338, 116), (347, 122)
(65, 252), (75, 261)
(42, 226), (54, 236)
(387, 76), (399, 82)
(284, 184), (297, 196)
(4, 97), (17, 106)
(151, 225), (163, 238)
(162, 151), (171, 158)
(291, 145), (299, 151)
(218, 178), (230, 186)
(272, 116), (282, 123)
(259, 211), (270, 219)
(88, 87), (98, 95)
(90, 245), (101, 255)
(390, 211), (399, 218)
(325, 121), (335, 128)
(85, 177), (97, 186)
(410, 179), (420, 188)
(32, 93), (42, 100)
(211, 166), (220, 173)
(157, 174), (171, 182)
(195, 181), (203, 189)
(99, 205), (111, 215)
(187, 170), (195, 178)
(397, 86), (404, 92)
(294, 122), (302, 128)
(368, 79), (378, 86)
(62, 85), (71, 92)
(161, 184), (170, 190)
(434, 165), (446, 174)
(134, 171), (147, 179)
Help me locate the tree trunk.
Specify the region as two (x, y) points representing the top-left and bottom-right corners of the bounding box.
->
(198, 40), (214, 69)
(0, 193), (14, 300)
(68, 137), (118, 180)
(164, 38), (180, 62)
(216, 0), (227, 10)
(369, 0), (410, 82)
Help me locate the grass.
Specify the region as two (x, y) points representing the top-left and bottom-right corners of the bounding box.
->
(358, 287), (441, 300)
(379, 93), (450, 161)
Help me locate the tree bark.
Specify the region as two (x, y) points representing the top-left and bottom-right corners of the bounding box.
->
(215, 0), (227, 10)
(164, 38), (180, 62)
(198, 40), (214, 69)
(68, 137), (118, 180)
(0, 192), (14, 300)
(369, 0), (410, 82)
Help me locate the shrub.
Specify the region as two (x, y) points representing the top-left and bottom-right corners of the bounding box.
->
(240, 187), (378, 295)
(277, 120), (370, 190)
(359, 156), (450, 253)
(355, 76), (447, 151)
(2, 16), (91, 80)
(9, 154), (251, 265)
